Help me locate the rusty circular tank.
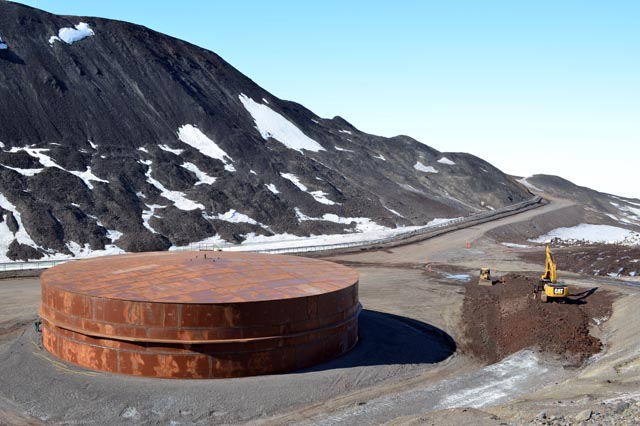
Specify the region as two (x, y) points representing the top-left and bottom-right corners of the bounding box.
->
(39, 251), (360, 379)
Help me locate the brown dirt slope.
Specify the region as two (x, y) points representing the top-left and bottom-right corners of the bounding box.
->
(462, 273), (613, 365)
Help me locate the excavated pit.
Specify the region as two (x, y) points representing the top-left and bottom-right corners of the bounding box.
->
(39, 251), (360, 379)
(462, 273), (613, 365)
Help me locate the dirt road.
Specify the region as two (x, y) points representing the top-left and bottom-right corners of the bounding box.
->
(323, 197), (575, 266)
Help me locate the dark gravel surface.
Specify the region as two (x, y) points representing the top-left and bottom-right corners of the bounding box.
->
(0, 310), (454, 425)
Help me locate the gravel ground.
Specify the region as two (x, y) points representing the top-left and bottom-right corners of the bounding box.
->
(528, 398), (640, 426)
(0, 308), (455, 425)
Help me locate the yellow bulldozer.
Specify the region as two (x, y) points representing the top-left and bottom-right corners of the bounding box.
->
(535, 245), (569, 302)
(478, 267), (493, 286)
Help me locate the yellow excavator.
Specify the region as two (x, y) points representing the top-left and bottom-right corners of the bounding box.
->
(536, 245), (569, 302)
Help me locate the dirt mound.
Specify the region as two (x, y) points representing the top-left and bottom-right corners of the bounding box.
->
(461, 273), (613, 365)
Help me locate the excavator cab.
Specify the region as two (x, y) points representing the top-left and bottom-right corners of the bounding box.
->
(478, 267), (493, 286)
(537, 245), (568, 302)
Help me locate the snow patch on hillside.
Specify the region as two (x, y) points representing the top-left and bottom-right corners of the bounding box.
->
(0, 164), (43, 176)
(219, 217), (464, 253)
(437, 157), (456, 165)
(142, 204), (165, 233)
(399, 183), (424, 194)
(0, 193), (40, 259)
(295, 208), (389, 232)
(204, 210), (266, 228)
(181, 162), (216, 185)
(145, 166), (204, 211)
(281, 173), (337, 205)
(49, 22), (94, 45)
(375, 153), (386, 161)
(530, 224), (639, 245)
(338, 129), (352, 135)
(71, 167), (109, 189)
(177, 125), (235, 172)
(239, 94), (325, 153)
(8, 147), (108, 189)
(414, 161), (438, 173)
(281, 173), (307, 191)
(159, 144), (184, 155)
(265, 183), (280, 194)
(309, 191), (337, 205)
(385, 207), (404, 218)
(170, 234), (228, 251)
(0, 36), (7, 50)
(106, 229), (123, 242)
(334, 146), (354, 153)
(517, 177), (542, 192)
(621, 205), (640, 221)
(66, 241), (125, 258)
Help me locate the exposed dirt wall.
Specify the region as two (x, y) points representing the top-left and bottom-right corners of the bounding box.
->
(461, 273), (613, 365)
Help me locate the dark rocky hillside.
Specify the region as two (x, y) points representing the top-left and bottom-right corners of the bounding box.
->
(520, 175), (640, 232)
(0, 2), (532, 260)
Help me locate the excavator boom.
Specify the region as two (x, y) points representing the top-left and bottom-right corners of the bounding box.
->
(541, 245), (557, 283)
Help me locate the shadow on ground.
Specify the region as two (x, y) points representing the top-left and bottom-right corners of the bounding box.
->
(301, 309), (456, 373)
(565, 287), (598, 304)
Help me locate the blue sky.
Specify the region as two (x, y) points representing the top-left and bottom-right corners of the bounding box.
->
(15, 1), (640, 198)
